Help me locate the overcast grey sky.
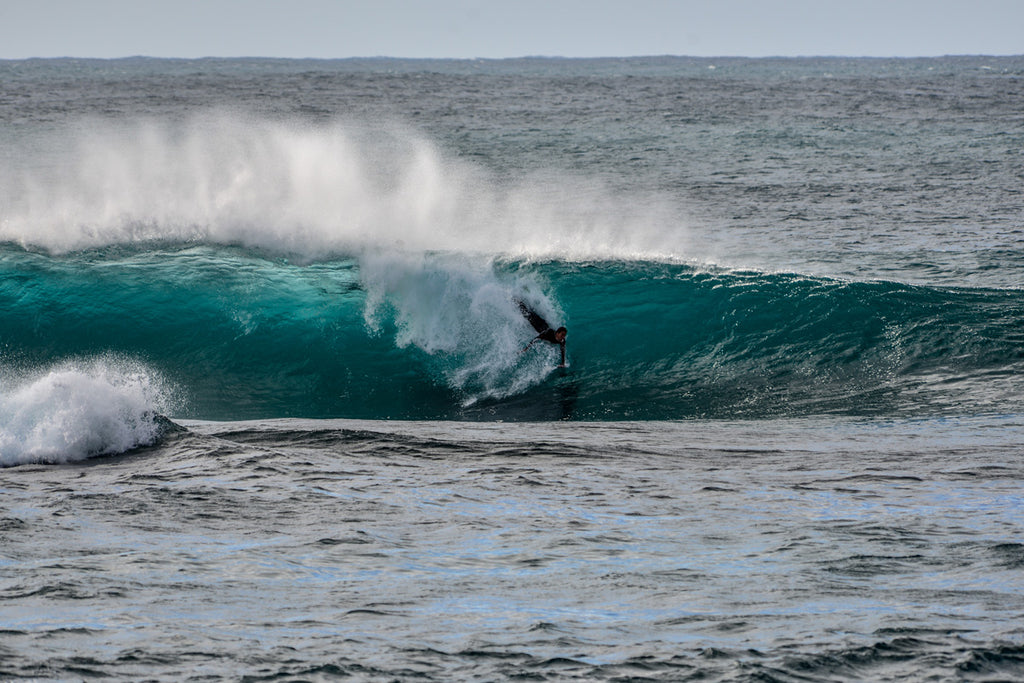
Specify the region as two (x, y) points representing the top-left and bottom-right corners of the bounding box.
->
(1, 0), (1021, 60)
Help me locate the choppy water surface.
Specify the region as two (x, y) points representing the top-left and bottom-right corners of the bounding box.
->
(3, 419), (1024, 681)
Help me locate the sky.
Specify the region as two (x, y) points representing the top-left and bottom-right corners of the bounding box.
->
(1, 0), (1022, 60)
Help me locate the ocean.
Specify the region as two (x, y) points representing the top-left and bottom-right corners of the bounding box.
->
(1, 55), (1023, 680)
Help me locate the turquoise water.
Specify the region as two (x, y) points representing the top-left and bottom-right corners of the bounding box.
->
(2, 245), (1022, 423)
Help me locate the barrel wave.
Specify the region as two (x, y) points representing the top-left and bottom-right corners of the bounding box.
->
(2, 114), (1022, 431)
(3, 243), (1021, 423)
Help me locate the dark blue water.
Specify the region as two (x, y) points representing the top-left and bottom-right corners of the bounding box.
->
(1, 56), (1023, 681)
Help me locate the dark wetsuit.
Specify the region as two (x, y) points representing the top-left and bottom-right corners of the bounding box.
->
(516, 299), (566, 365)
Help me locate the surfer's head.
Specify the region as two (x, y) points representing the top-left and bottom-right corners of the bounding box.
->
(554, 327), (567, 343)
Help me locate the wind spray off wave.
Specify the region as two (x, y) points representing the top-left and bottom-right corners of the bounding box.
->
(0, 113), (682, 259)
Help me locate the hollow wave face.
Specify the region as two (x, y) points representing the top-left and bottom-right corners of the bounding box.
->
(0, 358), (175, 466)
(0, 113), (683, 260)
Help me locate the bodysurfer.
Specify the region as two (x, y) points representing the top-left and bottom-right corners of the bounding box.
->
(516, 299), (567, 367)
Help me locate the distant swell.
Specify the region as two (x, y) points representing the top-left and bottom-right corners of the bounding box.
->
(2, 245), (1021, 422)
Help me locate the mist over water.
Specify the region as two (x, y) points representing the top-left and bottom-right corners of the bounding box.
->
(0, 113), (684, 260)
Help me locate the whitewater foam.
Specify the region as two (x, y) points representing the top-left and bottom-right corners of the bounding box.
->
(0, 112), (685, 260)
(0, 358), (175, 466)
(360, 251), (562, 402)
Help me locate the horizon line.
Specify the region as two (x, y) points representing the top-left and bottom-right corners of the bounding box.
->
(3, 53), (1022, 62)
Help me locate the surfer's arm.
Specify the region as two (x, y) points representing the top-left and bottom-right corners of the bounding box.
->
(558, 342), (566, 367)
(522, 335), (541, 352)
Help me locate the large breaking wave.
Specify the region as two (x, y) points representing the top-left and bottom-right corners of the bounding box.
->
(1, 113), (1022, 464)
(2, 246), (1021, 424)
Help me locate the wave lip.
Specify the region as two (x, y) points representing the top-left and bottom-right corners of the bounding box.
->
(0, 359), (177, 467)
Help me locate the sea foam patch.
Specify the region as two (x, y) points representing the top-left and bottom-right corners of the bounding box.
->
(0, 358), (176, 466)
(360, 251), (560, 403)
